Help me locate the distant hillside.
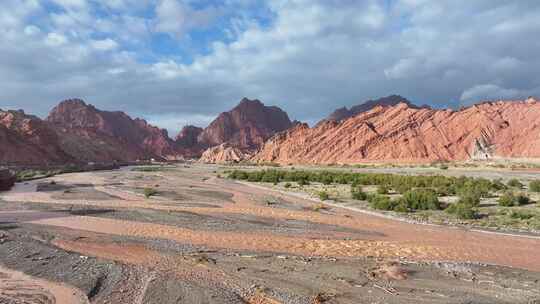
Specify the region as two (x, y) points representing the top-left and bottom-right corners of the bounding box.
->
(318, 95), (428, 125)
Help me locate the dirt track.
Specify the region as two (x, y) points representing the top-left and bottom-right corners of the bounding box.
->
(1, 164), (540, 303)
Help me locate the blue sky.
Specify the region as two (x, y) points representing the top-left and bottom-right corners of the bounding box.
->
(1, 0), (540, 133)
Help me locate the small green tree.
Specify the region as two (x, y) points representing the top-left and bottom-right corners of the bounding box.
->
(446, 202), (477, 219)
(529, 180), (540, 192)
(498, 192), (516, 207)
(351, 186), (367, 200)
(318, 191), (330, 201)
(368, 195), (394, 211)
(402, 189), (441, 210)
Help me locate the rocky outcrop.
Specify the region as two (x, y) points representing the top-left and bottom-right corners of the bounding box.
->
(0, 109), (74, 166)
(199, 143), (251, 164)
(0, 169), (15, 191)
(319, 95), (427, 125)
(253, 99), (540, 164)
(175, 125), (203, 147)
(197, 98), (293, 150)
(47, 99), (180, 162)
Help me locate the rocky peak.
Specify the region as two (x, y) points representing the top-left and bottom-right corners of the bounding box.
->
(197, 97), (293, 149)
(238, 97), (264, 107)
(0, 108), (73, 165)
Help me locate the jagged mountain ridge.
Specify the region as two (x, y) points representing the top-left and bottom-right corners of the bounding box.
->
(253, 98), (540, 164)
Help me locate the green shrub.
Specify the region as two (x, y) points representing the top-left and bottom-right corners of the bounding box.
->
(498, 192), (516, 207)
(284, 182), (292, 188)
(368, 194), (394, 211)
(318, 191), (329, 201)
(351, 186), (367, 200)
(435, 185), (452, 196)
(507, 179), (523, 188)
(498, 192), (531, 207)
(457, 191), (481, 207)
(446, 202), (477, 219)
(143, 187), (158, 198)
(516, 193), (531, 206)
(402, 189), (441, 211)
(509, 210), (535, 220)
(395, 184), (412, 194)
(392, 197), (410, 213)
(377, 185), (389, 195)
(529, 180), (540, 192)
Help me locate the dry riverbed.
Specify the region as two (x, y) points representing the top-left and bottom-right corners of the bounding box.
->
(1, 164), (540, 303)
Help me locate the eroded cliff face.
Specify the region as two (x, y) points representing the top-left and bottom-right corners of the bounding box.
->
(47, 99), (180, 162)
(253, 99), (540, 164)
(199, 143), (251, 164)
(0, 109), (73, 165)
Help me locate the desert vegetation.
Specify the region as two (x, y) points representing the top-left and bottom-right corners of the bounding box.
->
(130, 166), (174, 172)
(228, 169), (540, 232)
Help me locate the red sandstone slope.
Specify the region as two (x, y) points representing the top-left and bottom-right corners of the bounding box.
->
(0, 109), (73, 165)
(253, 98), (540, 164)
(198, 98), (293, 150)
(47, 99), (180, 162)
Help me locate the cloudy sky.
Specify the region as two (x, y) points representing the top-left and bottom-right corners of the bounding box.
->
(1, 0), (539, 133)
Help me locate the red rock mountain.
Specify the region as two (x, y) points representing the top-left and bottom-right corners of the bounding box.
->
(253, 98), (540, 164)
(197, 98), (293, 150)
(47, 99), (180, 162)
(0, 109), (73, 165)
(0, 97), (293, 166)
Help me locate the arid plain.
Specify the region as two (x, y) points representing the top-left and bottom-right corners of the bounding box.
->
(1, 164), (539, 304)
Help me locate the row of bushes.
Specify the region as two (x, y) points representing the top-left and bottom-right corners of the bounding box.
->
(228, 169), (511, 197)
(229, 170), (537, 221)
(362, 185), (533, 219)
